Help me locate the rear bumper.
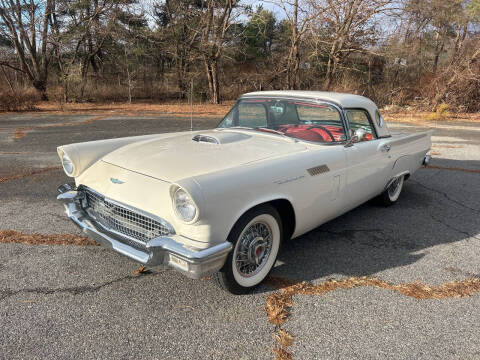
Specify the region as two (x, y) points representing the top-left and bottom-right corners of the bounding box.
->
(423, 155), (431, 166)
(57, 184), (231, 279)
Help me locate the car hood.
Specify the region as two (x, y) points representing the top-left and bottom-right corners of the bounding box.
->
(101, 129), (308, 182)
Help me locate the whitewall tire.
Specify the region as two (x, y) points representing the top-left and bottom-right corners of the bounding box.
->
(380, 175), (404, 206)
(213, 205), (282, 294)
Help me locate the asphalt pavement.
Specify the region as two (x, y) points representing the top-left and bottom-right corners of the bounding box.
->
(0, 112), (479, 359)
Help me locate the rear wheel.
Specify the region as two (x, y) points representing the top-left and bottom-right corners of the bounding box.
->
(213, 205), (282, 294)
(380, 175), (404, 206)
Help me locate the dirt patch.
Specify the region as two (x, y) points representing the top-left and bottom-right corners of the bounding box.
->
(28, 101), (233, 117)
(12, 115), (109, 140)
(432, 144), (459, 149)
(0, 229), (96, 246)
(265, 275), (480, 359)
(13, 127), (33, 139)
(0, 166), (61, 184)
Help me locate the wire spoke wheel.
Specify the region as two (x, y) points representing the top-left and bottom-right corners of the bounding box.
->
(213, 205), (282, 294)
(234, 221), (273, 277)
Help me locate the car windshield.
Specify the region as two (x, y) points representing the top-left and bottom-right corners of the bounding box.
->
(217, 98), (346, 143)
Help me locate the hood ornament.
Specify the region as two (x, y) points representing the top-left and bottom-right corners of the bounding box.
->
(110, 178), (125, 184)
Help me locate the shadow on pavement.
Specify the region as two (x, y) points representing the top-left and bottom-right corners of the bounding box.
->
(269, 157), (480, 286)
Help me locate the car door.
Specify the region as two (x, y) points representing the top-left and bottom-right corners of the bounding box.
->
(343, 109), (393, 210)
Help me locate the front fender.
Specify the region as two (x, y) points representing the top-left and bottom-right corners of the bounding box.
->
(58, 135), (159, 177)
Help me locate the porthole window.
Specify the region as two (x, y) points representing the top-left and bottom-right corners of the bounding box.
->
(375, 110), (384, 127)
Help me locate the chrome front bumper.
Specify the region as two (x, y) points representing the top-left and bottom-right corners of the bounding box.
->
(57, 184), (232, 279)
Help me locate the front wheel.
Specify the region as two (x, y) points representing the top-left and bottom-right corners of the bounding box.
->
(213, 205), (282, 294)
(379, 175), (405, 206)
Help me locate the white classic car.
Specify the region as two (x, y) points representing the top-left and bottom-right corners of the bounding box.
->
(57, 91), (432, 294)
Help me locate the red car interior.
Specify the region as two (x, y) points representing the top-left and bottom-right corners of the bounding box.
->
(278, 124), (346, 142)
(242, 100), (374, 143)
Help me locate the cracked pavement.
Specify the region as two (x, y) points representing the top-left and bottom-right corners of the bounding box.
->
(0, 113), (479, 359)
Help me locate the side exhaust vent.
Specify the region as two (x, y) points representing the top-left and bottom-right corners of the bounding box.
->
(307, 164), (330, 176)
(192, 134), (219, 144)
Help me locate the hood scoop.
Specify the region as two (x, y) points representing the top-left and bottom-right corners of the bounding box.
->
(192, 134), (219, 144)
(192, 131), (251, 145)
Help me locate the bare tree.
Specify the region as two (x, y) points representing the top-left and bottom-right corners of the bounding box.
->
(153, 0), (199, 98)
(307, 0), (394, 89)
(0, 0), (54, 99)
(194, 0), (241, 104)
(268, 0), (316, 89)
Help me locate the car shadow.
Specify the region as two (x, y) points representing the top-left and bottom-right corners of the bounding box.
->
(264, 157), (480, 289)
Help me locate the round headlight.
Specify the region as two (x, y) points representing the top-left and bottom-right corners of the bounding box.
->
(62, 153), (74, 176)
(173, 188), (197, 222)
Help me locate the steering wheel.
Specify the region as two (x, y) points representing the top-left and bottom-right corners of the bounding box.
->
(306, 125), (336, 142)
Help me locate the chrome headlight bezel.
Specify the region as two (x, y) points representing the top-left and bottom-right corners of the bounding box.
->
(61, 153), (75, 176)
(172, 187), (198, 223)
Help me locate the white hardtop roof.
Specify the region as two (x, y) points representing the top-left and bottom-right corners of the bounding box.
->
(241, 90), (376, 110)
(241, 90), (390, 138)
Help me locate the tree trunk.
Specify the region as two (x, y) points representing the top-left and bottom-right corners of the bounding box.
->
(204, 57), (220, 104)
(176, 58), (187, 99)
(324, 56), (333, 90)
(285, 0), (299, 90)
(211, 60), (220, 104)
(33, 80), (48, 100)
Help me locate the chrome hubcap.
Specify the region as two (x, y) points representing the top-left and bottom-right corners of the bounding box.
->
(235, 222), (272, 277)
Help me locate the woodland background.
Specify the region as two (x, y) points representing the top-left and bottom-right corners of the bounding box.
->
(1, 0), (479, 112)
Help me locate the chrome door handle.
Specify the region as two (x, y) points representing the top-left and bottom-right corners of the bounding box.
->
(382, 144), (391, 152)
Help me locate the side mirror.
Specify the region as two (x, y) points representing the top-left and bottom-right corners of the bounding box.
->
(349, 129), (360, 143)
(345, 130), (359, 147)
(354, 128), (366, 141)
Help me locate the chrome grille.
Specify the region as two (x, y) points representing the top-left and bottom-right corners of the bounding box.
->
(82, 188), (171, 246)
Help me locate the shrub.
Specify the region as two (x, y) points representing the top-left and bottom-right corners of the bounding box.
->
(0, 88), (39, 111)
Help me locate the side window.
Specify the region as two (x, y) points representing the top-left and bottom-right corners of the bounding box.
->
(269, 101), (299, 125)
(238, 102), (267, 128)
(345, 109), (377, 142)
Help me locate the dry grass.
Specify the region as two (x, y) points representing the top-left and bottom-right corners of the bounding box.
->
(383, 110), (480, 125)
(265, 276), (480, 327)
(265, 275), (480, 359)
(0, 166), (61, 184)
(0, 89), (39, 112)
(133, 265), (151, 275)
(272, 321), (295, 359)
(265, 291), (294, 326)
(273, 346), (293, 360)
(33, 101), (233, 117)
(275, 328), (294, 348)
(0, 229), (96, 246)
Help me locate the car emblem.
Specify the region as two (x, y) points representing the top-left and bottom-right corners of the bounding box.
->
(110, 178), (125, 184)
